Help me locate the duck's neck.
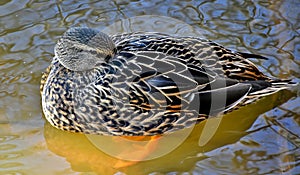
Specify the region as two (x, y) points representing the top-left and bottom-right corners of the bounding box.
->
(54, 55), (126, 88)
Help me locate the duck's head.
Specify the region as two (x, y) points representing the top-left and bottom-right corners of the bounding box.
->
(55, 27), (116, 71)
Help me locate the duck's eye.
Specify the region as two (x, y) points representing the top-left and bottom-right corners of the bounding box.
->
(89, 50), (98, 55)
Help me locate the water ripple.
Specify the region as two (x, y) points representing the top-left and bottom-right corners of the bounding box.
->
(0, 0), (299, 174)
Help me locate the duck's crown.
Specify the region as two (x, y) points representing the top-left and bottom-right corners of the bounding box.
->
(55, 27), (115, 71)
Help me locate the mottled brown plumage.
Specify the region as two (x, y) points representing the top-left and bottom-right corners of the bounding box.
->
(41, 27), (291, 135)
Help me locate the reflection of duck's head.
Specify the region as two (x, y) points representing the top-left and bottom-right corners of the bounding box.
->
(55, 27), (116, 71)
(41, 27), (294, 135)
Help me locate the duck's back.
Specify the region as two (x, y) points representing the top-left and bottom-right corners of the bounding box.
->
(112, 32), (269, 81)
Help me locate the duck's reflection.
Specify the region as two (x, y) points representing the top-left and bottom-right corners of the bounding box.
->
(44, 90), (294, 174)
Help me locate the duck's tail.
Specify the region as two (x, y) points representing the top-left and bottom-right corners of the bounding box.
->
(249, 79), (295, 96)
(235, 51), (297, 96)
(241, 79), (297, 105)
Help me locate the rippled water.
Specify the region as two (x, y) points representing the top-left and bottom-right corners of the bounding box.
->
(0, 0), (299, 174)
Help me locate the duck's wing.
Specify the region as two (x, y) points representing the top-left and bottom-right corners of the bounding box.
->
(104, 51), (254, 134)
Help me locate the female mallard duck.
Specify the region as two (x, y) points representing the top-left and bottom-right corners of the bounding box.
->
(41, 27), (292, 136)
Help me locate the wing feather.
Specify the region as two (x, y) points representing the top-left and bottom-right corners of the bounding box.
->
(107, 51), (253, 119)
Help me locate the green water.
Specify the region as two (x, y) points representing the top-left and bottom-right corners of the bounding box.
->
(1, 1), (299, 174)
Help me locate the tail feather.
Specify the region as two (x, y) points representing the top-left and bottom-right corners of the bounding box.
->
(238, 79), (297, 106)
(248, 80), (295, 96)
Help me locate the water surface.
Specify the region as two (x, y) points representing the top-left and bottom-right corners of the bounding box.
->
(0, 0), (299, 174)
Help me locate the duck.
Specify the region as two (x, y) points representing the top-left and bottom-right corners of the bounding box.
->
(40, 27), (292, 136)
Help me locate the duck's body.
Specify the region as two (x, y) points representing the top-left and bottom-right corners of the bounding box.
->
(41, 28), (291, 136)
